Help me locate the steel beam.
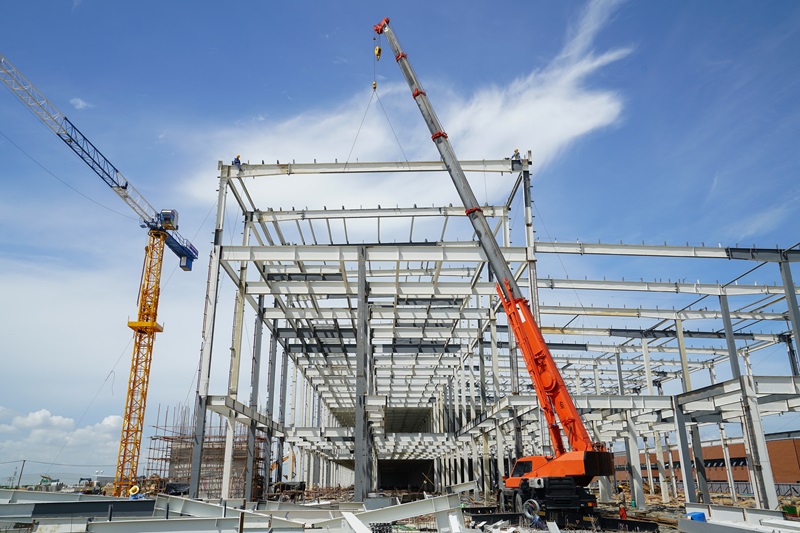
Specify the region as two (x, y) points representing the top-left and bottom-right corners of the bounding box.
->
(221, 241), (800, 263)
(253, 205), (508, 222)
(240, 272), (798, 298)
(230, 158), (514, 178)
(260, 305), (787, 322)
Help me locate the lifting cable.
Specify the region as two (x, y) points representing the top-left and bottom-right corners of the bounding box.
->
(343, 90), (375, 170)
(344, 34), (409, 169)
(375, 91), (409, 164)
(0, 127), (136, 221)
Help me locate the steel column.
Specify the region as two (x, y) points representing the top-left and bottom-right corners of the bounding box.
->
(645, 341), (671, 502)
(676, 319), (710, 502)
(190, 175), (229, 499)
(707, 366), (737, 503)
(354, 246), (371, 501)
(643, 436), (654, 496)
(740, 375), (779, 509)
(626, 411), (646, 510)
(780, 261), (800, 376)
(275, 345), (289, 486)
(245, 295), (265, 500)
(221, 223), (251, 498)
(523, 160), (541, 324)
(261, 318), (279, 489)
(673, 399), (697, 503)
(718, 295), (742, 379)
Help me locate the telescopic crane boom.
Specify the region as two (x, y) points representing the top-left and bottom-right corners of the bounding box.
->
(0, 52), (198, 497)
(374, 18), (612, 517)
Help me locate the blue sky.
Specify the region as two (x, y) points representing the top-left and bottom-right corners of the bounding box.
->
(1, 0), (799, 485)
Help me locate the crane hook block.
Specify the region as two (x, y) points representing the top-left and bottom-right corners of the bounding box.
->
(374, 45), (382, 60)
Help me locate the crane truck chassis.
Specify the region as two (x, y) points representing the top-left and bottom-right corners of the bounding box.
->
(375, 18), (614, 524)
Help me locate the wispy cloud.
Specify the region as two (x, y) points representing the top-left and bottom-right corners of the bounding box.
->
(69, 97), (93, 110)
(178, 0), (630, 213)
(730, 198), (795, 242)
(560, 0), (625, 61)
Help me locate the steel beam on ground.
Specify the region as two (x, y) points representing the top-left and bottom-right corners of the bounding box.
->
(313, 492), (464, 532)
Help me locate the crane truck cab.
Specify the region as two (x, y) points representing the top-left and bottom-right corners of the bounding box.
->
(502, 451), (614, 521)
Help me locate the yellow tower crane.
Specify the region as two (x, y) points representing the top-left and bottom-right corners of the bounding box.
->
(0, 53), (199, 497)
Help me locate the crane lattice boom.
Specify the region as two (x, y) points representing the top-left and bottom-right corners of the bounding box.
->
(0, 54), (198, 268)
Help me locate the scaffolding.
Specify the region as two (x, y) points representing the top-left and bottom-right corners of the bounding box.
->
(145, 405), (266, 499)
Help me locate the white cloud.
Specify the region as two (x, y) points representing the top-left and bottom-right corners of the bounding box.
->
(0, 408), (121, 484)
(561, 0), (625, 62)
(69, 97), (93, 110)
(12, 409), (74, 431)
(176, 0), (630, 214)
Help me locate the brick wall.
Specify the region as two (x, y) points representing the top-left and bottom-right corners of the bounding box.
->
(612, 438), (800, 484)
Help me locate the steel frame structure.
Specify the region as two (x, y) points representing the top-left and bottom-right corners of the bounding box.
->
(187, 158), (800, 510)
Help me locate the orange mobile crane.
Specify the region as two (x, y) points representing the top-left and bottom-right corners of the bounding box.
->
(374, 19), (614, 521)
(0, 53), (198, 497)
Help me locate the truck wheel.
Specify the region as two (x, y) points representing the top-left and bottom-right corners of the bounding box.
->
(522, 499), (540, 520)
(514, 493), (523, 513)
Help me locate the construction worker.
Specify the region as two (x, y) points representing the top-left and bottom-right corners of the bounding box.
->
(512, 148), (521, 161)
(233, 154), (241, 170)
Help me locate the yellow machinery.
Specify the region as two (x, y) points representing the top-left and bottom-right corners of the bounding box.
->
(0, 53), (198, 496)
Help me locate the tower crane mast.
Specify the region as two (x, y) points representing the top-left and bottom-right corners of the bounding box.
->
(0, 52), (198, 497)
